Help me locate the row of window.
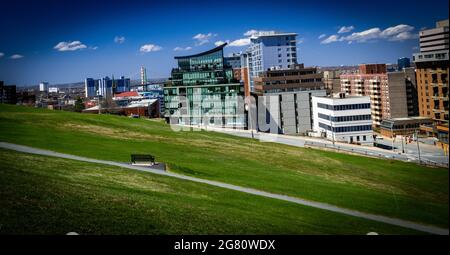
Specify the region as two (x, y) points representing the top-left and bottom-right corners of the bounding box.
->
(278, 53), (297, 58)
(318, 113), (372, 122)
(317, 103), (371, 111)
(318, 122), (373, 133)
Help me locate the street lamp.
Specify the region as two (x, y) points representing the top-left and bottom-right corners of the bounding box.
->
(96, 92), (102, 115)
(244, 103), (254, 139)
(415, 129), (422, 164)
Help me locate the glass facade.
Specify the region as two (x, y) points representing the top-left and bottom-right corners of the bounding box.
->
(164, 44), (245, 127)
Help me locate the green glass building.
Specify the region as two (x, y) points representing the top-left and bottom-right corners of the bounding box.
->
(164, 43), (245, 127)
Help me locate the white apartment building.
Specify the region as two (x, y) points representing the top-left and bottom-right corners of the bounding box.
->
(312, 93), (374, 145)
(39, 82), (48, 92)
(246, 32), (298, 91)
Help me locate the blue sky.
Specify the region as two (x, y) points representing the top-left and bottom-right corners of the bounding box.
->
(0, 0), (448, 86)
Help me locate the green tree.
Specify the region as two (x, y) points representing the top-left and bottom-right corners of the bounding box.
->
(74, 97), (85, 112)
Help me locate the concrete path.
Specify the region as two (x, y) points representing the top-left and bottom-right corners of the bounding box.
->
(0, 141), (448, 235)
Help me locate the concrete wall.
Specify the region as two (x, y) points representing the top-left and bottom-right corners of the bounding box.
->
(387, 72), (409, 118)
(259, 90), (326, 134)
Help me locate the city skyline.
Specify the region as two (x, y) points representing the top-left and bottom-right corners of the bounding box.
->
(0, 0), (448, 85)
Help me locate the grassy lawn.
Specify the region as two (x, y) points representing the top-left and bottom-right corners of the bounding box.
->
(0, 104), (448, 229)
(0, 148), (422, 234)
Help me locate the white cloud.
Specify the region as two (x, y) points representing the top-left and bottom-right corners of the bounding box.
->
(10, 54), (24, 59)
(321, 24), (418, 44)
(54, 41), (87, 51)
(90, 46), (98, 50)
(229, 38), (251, 47)
(0, 52), (4, 58)
(380, 24), (414, 38)
(338, 26), (355, 34)
(173, 46), (192, 51)
(389, 31), (418, 41)
(318, 34), (327, 39)
(140, 44), (162, 52)
(344, 28), (381, 42)
(297, 38), (304, 44)
(320, 35), (340, 44)
(114, 36), (125, 44)
(193, 33), (217, 45)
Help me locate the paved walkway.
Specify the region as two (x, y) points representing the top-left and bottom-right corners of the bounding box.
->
(0, 142), (448, 235)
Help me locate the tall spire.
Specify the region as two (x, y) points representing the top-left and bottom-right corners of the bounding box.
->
(140, 66), (147, 85)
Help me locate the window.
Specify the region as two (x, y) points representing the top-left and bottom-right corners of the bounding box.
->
(317, 103), (371, 111)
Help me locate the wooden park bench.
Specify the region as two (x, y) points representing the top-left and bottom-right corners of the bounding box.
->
(131, 154), (155, 166)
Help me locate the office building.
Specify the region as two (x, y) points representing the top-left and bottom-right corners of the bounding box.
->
(85, 78), (98, 98)
(413, 19), (449, 152)
(247, 31), (298, 91)
(253, 64), (324, 95)
(48, 87), (59, 93)
(164, 43), (245, 127)
(312, 93), (373, 145)
(387, 67), (419, 117)
(322, 70), (341, 94)
(359, 63), (386, 74)
(98, 76), (113, 98)
(0, 81), (17, 104)
(380, 117), (433, 137)
(139, 89), (165, 116)
(251, 64), (326, 134)
(39, 82), (49, 92)
(225, 53), (242, 81)
(240, 52), (252, 97)
(413, 19), (449, 122)
(417, 19), (449, 53)
(341, 64), (416, 126)
(258, 89), (327, 135)
(114, 76), (131, 93)
(397, 57), (411, 71)
(224, 53), (241, 69)
(341, 72), (386, 126)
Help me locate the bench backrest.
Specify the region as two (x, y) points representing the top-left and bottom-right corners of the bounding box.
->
(131, 154), (155, 163)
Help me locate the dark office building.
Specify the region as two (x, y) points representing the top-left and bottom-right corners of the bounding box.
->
(397, 57), (411, 71)
(253, 64), (325, 95)
(0, 81), (17, 104)
(114, 76), (131, 93)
